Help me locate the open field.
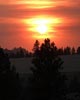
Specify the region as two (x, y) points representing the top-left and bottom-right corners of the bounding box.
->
(10, 55), (80, 99)
(10, 55), (80, 73)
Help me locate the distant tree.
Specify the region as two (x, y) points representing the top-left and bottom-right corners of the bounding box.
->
(15, 47), (25, 58)
(32, 40), (40, 55)
(71, 47), (76, 55)
(0, 47), (21, 100)
(2, 47), (32, 58)
(58, 48), (64, 55)
(28, 39), (66, 100)
(64, 47), (71, 55)
(10, 47), (30, 58)
(77, 47), (80, 54)
(19, 47), (25, 57)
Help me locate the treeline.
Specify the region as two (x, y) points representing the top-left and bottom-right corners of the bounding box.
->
(58, 46), (80, 55)
(1, 46), (80, 58)
(4, 47), (32, 58)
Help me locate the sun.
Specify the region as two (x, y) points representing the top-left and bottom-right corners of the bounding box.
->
(36, 24), (48, 34)
(23, 16), (62, 39)
(34, 18), (49, 34)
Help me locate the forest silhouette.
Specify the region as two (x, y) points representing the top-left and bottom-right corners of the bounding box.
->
(2, 44), (80, 59)
(0, 39), (80, 100)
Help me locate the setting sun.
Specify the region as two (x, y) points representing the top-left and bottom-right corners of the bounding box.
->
(31, 18), (50, 35)
(36, 24), (48, 34)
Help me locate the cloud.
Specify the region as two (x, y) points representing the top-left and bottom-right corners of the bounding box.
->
(0, 3), (80, 36)
(0, 3), (80, 19)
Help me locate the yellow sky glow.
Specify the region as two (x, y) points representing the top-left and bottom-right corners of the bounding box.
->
(23, 16), (62, 39)
(0, 0), (71, 9)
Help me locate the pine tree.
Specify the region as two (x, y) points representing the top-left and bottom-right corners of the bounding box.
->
(0, 47), (20, 100)
(29, 39), (66, 100)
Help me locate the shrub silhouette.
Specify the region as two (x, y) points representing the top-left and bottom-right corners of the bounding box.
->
(0, 47), (21, 100)
(28, 39), (66, 100)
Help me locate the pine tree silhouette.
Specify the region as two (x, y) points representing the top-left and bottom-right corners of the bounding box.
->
(29, 39), (66, 100)
(0, 47), (21, 100)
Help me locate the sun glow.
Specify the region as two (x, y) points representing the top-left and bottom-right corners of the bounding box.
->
(15, 0), (54, 9)
(23, 16), (62, 39)
(35, 19), (49, 34)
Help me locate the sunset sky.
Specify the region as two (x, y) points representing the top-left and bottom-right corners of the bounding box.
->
(0, 0), (80, 51)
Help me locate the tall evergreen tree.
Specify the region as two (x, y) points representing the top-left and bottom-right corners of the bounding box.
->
(0, 47), (21, 100)
(29, 39), (66, 100)
(32, 40), (40, 56)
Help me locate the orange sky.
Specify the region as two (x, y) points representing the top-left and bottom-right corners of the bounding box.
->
(0, 0), (80, 51)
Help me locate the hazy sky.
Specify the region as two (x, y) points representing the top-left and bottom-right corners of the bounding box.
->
(0, 0), (80, 51)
